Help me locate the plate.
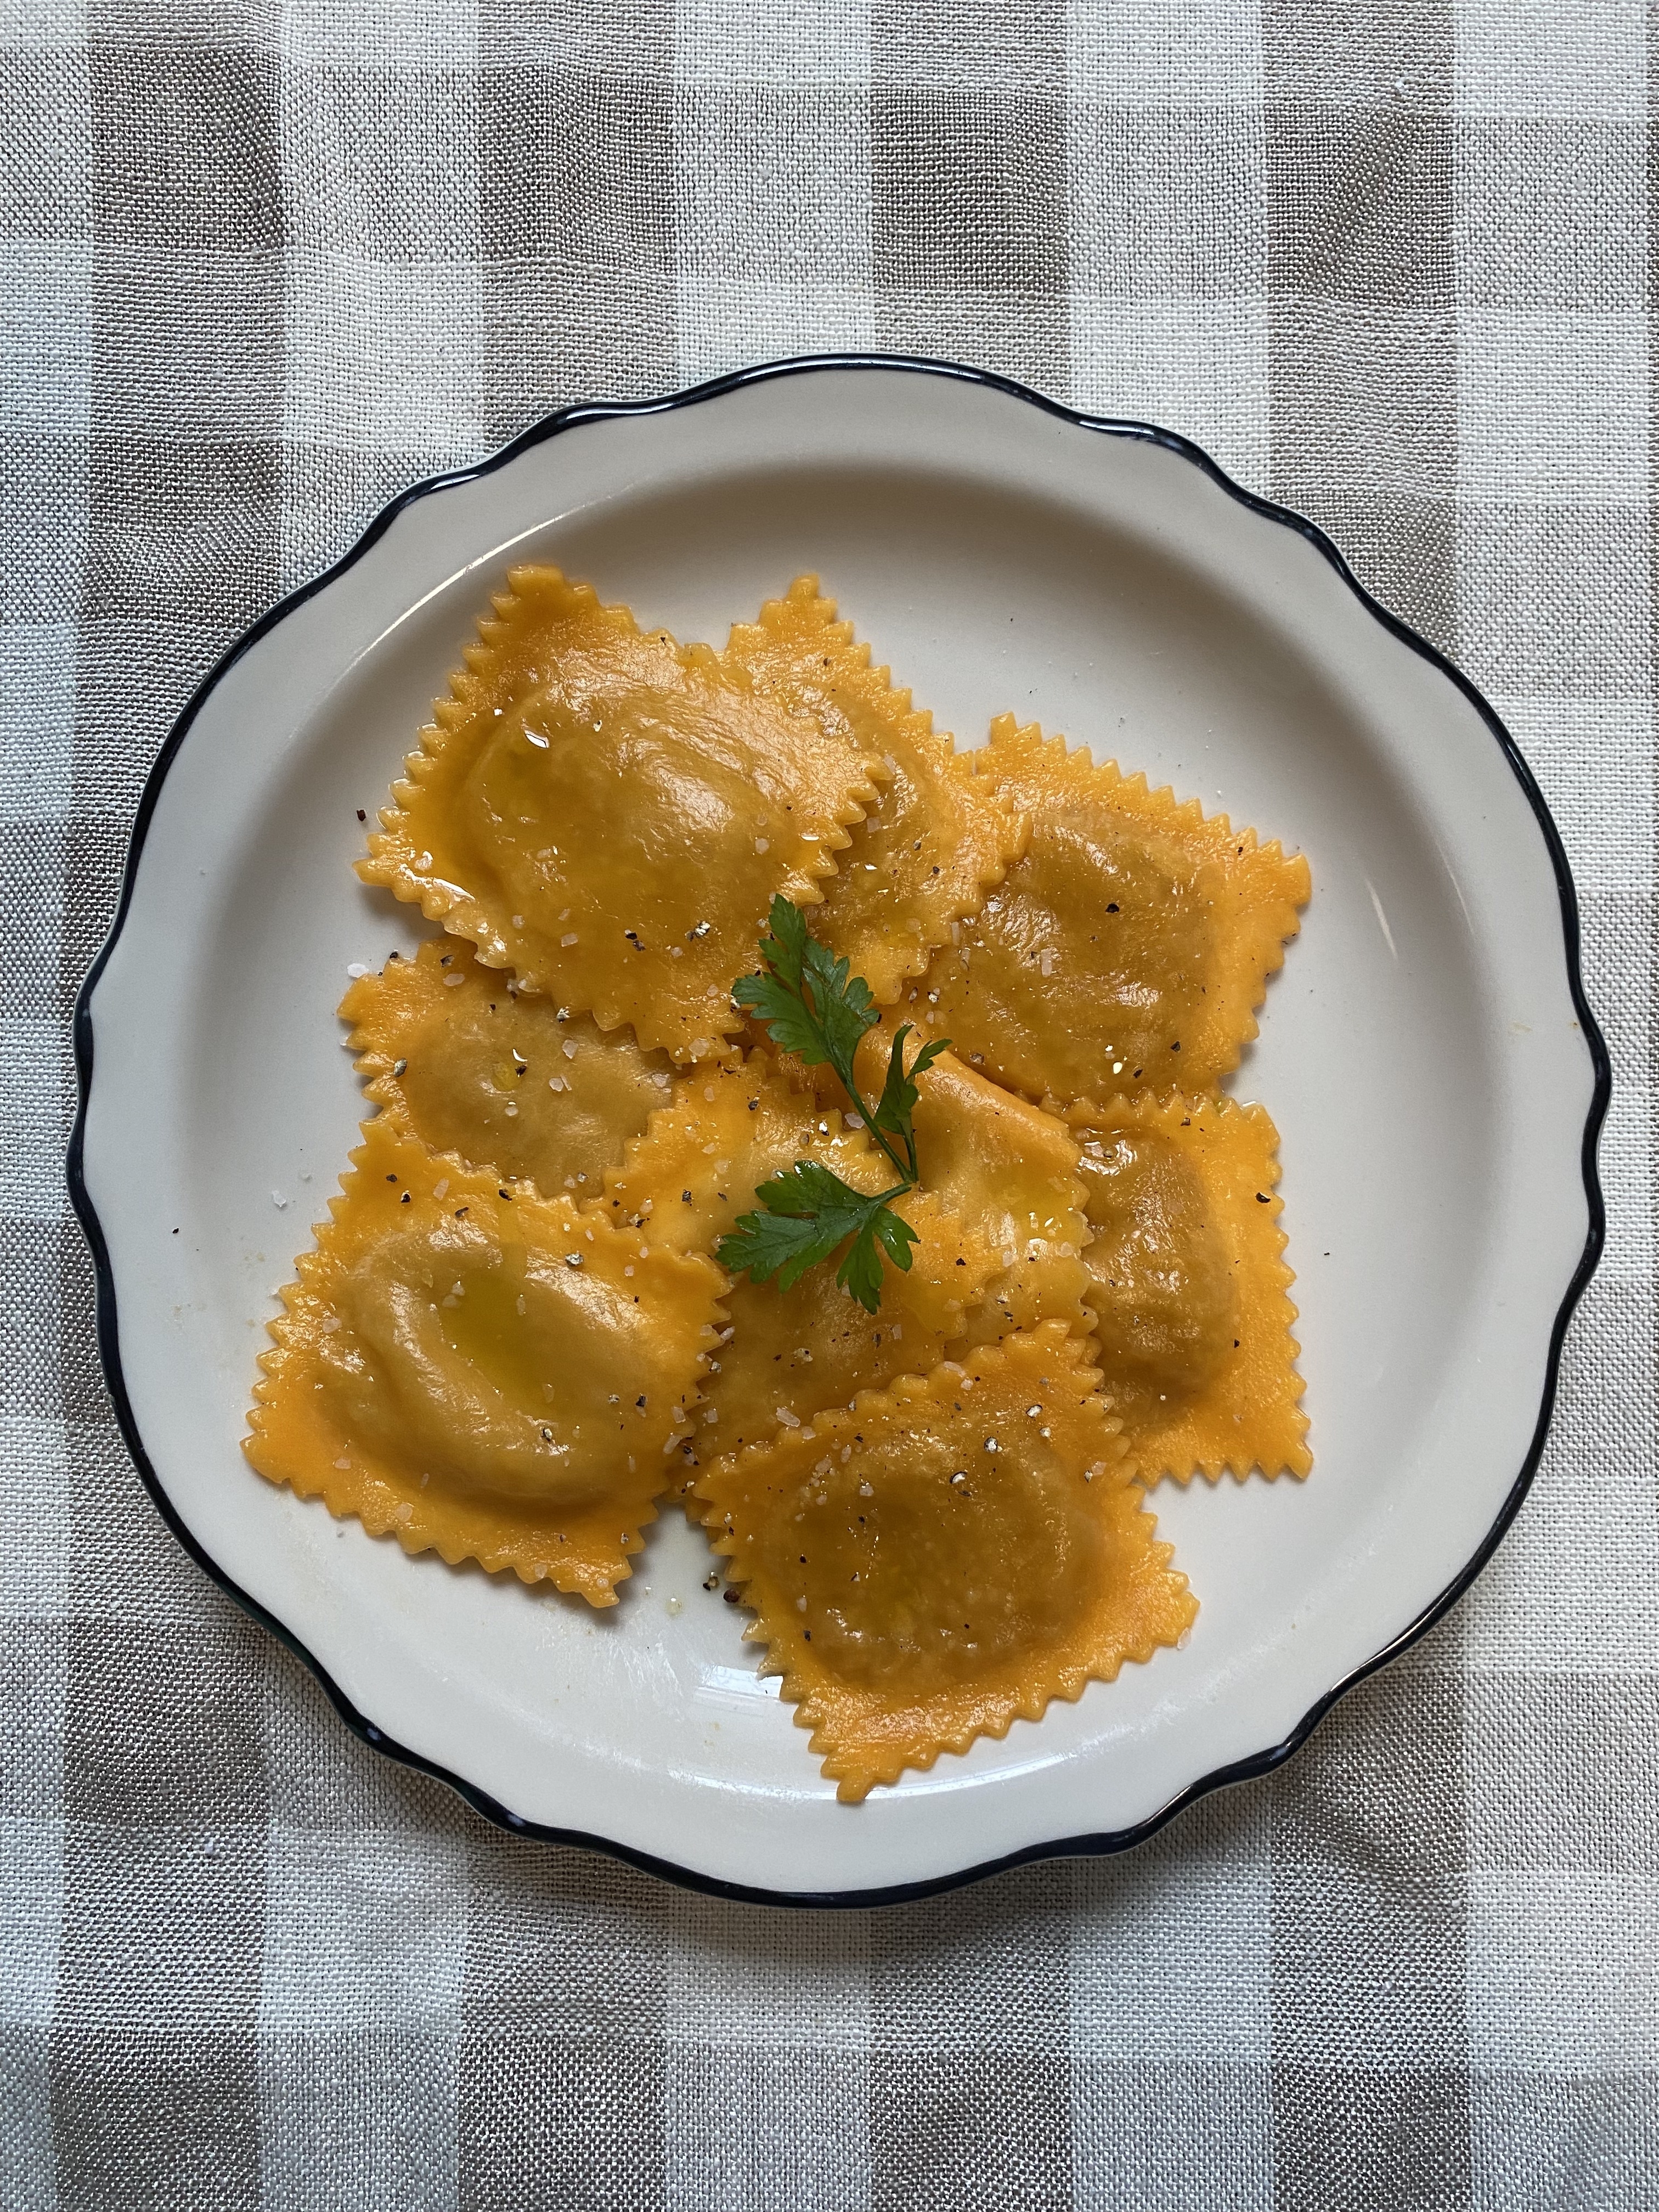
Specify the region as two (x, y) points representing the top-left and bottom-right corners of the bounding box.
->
(70, 359), (1607, 1904)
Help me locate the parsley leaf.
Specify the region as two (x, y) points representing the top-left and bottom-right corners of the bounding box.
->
(869, 1025), (951, 1177)
(716, 899), (948, 1311)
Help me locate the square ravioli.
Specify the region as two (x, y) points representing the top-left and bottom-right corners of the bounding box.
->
(697, 1187), (997, 1458)
(342, 936), (678, 1196)
(911, 714), (1311, 1105)
(1067, 1090), (1311, 1483)
(358, 565), (887, 1063)
(722, 578), (1026, 1002)
(740, 1022), (1094, 1350)
(695, 1325), (1197, 1801)
(909, 1046), (1092, 1347)
(245, 1115), (724, 1605)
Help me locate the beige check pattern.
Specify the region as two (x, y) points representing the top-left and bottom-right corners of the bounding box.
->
(2, 3), (1654, 2207)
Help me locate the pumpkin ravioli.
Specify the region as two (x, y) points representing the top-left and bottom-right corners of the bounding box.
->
(695, 1326), (1197, 1801)
(358, 565), (887, 1063)
(723, 577), (1026, 1002)
(911, 714), (1310, 1105)
(910, 1047), (1092, 1347)
(342, 936), (676, 1195)
(596, 1051), (879, 1254)
(702, 1187), (998, 1457)
(1067, 1090), (1310, 1483)
(745, 1024), (1092, 1348)
(245, 1116), (724, 1605)
(595, 1052), (1000, 1452)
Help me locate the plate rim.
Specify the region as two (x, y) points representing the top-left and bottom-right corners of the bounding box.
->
(65, 352), (1611, 1910)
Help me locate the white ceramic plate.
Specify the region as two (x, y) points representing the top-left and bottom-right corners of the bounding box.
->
(71, 360), (1606, 1904)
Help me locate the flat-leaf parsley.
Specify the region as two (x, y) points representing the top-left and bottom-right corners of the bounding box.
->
(714, 898), (949, 1314)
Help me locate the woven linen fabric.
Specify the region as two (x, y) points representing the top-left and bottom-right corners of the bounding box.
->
(2, 1), (1654, 2206)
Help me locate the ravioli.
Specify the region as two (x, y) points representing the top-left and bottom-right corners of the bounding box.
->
(244, 1116), (724, 1605)
(736, 1024), (1092, 1347)
(723, 578), (1026, 1002)
(358, 566), (887, 1062)
(342, 936), (676, 1194)
(911, 715), (1311, 1104)
(1068, 1091), (1310, 1483)
(910, 1047), (1092, 1347)
(596, 1052), (999, 1452)
(696, 1326), (1197, 1801)
(596, 1052), (880, 1254)
(702, 1189), (998, 1455)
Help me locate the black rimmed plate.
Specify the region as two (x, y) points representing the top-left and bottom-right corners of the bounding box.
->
(69, 358), (1606, 1905)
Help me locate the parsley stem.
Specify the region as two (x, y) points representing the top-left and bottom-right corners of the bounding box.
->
(863, 1180), (913, 1209)
(835, 1052), (914, 1190)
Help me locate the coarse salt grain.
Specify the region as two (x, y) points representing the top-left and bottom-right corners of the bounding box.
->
(560, 933), (579, 947)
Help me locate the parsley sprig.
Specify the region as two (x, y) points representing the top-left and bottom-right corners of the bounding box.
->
(714, 898), (949, 1313)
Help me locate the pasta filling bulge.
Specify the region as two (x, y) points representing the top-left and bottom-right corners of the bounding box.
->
(910, 714), (1311, 1105)
(1068, 1091), (1310, 1484)
(697, 1327), (1197, 1801)
(246, 1118), (724, 1602)
(343, 936), (676, 1194)
(723, 577), (1026, 1002)
(359, 566), (888, 1062)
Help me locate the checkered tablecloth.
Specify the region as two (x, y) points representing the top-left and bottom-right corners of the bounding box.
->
(4, 3), (1654, 2206)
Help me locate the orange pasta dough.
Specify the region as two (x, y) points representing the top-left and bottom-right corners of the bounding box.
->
(595, 1051), (999, 1453)
(359, 566), (887, 1062)
(723, 578), (1026, 1002)
(695, 1327), (1196, 1801)
(1067, 1090), (1310, 1483)
(342, 936), (676, 1195)
(245, 1116), (724, 1604)
(911, 714), (1310, 1105)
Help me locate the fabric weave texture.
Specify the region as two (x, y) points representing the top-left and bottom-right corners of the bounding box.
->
(3, 2), (1655, 2207)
